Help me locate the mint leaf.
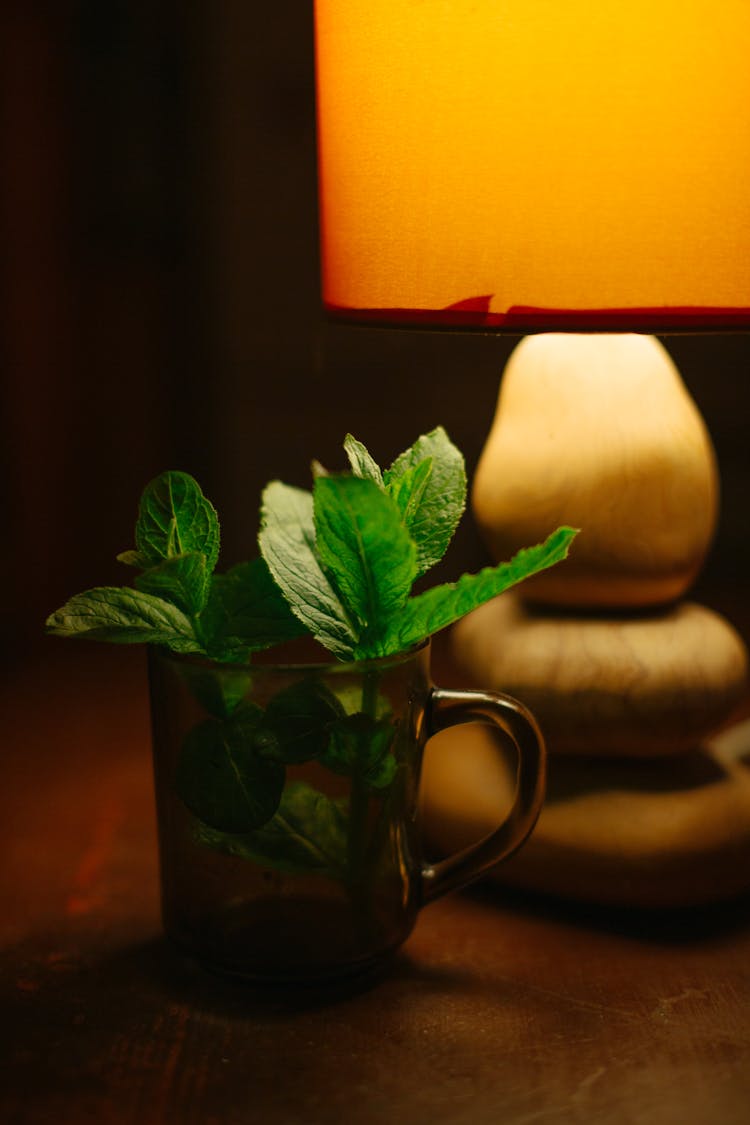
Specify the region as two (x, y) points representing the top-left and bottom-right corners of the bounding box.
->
(254, 679), (344, 765)
(201, 557), (308, 662)
(387, 457), (433, 533)
(193, 781), (348, 878)
(343, 433), (384, 487)
(177, 664), (253, 719)
(259, 481), (358, 659)
(175, 715), (284, 832)
(382, 527), (579, 656)
(384, 426), (466, 577)
(313, 475), (418, 655)
(45, 587), (202, 653)
(320, 713), (397, 790)
(135, 551), (209, 616)
(134, 471), (220, 573)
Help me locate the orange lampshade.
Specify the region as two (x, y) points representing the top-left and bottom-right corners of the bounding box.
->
(314, 1), (750, 330)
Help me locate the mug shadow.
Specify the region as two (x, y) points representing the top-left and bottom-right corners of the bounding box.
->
(466, 881), (750, 946)
(9, 884), (747, 1055)
(94, 880), (750, 1021)
(88, 933), (483, 1019)
(54, 872), (750, 1028)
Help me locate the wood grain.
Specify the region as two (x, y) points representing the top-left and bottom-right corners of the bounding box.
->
(452, 595), (749, 756)
(2, 643), (750, 1124)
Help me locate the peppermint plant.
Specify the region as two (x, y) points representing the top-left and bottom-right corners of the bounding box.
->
(46, 428), (577, 885)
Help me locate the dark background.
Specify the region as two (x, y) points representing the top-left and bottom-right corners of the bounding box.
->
(2, 2), (748, 658)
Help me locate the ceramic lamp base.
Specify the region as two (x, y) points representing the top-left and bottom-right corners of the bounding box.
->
(421, 718), (750, 909)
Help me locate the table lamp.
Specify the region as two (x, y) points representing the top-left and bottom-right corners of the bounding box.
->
(313, 2), (750, 908)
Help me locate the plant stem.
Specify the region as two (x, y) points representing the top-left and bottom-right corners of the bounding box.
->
(346, 669), (380, 941)
(346, 669), (378, 878)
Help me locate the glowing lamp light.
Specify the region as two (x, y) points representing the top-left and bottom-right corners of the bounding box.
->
(314, 1), (750, 331)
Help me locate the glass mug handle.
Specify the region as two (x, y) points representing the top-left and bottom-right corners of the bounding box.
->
(421, 688), (546, 903)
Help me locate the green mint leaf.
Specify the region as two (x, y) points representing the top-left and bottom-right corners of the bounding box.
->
(313, 475), (418, 655)
(45, 587), (202, 653)
(134, 471), (220, 573)
(175, 715), (284, 832)
(387, 456), (433, 532)
(320, 713), (397, 790)
(259, 481), (359, 659)
(254, 679), (344, 765)
(192, 781), (348, 878)
(134, 551), (209, 616)
(381, 527), (579, 656)
(176, 664), (254, 719)
(343, 433), (384, 487)
(384, 426), (466, 577)
(200, 557), (309, 663)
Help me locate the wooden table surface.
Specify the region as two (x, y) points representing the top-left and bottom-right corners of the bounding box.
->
(2, 643), (749, 1124)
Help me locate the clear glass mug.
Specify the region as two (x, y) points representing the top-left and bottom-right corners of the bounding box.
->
(148, 638), (545, 982)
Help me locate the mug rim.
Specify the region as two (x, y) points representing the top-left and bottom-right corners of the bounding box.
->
(149, 636), (431, 677)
